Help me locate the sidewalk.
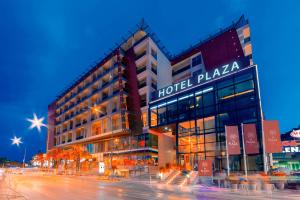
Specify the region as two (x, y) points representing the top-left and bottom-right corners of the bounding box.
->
(0, 180), (27, 200)
(191, 185), (300, 200)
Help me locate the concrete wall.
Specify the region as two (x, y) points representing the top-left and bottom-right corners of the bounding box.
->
(158, 133), (176, 168)
(149, 39), (172, 90)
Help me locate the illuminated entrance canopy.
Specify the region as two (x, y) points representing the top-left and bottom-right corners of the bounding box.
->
(157, 61), (242, 99)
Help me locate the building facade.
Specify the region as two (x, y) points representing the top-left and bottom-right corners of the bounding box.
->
(272, 127), (300, 171)
(47, 15), (263, 173)
(47, 23), (173, 169)
(148, 16), (265, 172)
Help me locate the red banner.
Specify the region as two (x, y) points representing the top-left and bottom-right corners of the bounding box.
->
(243, 124), (259, 154)
(199, 160), (213, 176)
(263, 120), (282, 153)
(225, 126), (241, 155)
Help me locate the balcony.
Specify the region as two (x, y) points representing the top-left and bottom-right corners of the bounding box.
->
(102, 94), (109, 100)
(141, 100), (147, 107)
(151, 49), (157, 60)
(112, 107), (117, 113)
(56, 64), (122, 110)
(172, 65), (191, 76)
(102, 81), (109, 87)
(151, 83), (157, 90)
(151, 67), (157, 75)
(76, 135), (84, 140)
(138, 82), (147, 89)
(75, 123), (81, 127)
(135, 51), (146, 61)
(137, 66), (146, 74)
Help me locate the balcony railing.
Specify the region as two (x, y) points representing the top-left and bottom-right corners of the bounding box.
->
(76, 135), (84, 140)
(137, 66), (146, 74)
(75, 123), (81, 127)
(151, 67), (157, 75)
(151, 51), (157, 60)
(112, 107), (117, 113)
(135, 51), (147, 61)
(172, 65), (191, 76)
(138, 82), (147, 89)
(56, 63), (121, 109)
(151, 83), (157, 90)
(141, 100), (147, 107)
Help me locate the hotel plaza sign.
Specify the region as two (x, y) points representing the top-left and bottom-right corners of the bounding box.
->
(157, 61), (242, 99)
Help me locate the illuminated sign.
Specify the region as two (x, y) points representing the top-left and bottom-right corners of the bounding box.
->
(158, 61), (241, 99)
(98, 162), (105, 174)
(290, 129), (300, 138)
(282, 140), (300, 153)
(282, 146), (299, 153)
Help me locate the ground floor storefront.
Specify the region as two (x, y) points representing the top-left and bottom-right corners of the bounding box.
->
(149, 65), (265, 173)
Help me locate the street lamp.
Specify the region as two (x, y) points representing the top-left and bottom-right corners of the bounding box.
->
(11, 136), (27, 168)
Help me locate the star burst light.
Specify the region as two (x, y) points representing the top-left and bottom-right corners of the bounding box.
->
(11, 136), (22, 146)
(27, 113), (47, 132)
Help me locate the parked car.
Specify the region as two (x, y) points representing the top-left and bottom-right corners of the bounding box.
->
(286, 172), (300, 190)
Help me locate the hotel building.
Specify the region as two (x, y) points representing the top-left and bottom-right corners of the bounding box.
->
(47, 15), (263, 172)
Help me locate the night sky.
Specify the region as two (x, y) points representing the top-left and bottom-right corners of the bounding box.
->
(0, 0), (299, 162)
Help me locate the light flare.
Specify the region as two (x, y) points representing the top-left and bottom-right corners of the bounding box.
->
(11, 136), (22, 146)
(27, 113), (47, 132)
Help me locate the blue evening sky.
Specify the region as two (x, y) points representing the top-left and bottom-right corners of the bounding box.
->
(0, 0), (299, 161)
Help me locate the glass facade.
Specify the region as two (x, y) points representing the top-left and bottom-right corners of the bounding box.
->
(149, 66), (264, 172)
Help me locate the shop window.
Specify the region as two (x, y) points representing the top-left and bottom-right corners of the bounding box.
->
(178, 120), (196, 137)
(142, 111), (147, 127)
(204, 116), (215, 133)
(196, 118), (204, 134)
(197, 144), (205, 152)
(235, 94), (256, 110)
(236, 107), (257, 124)
(150, 108), (158, 127)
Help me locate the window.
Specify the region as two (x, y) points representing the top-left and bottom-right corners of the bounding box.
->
(178, 96), (194, 121)
(142, 111), (147, 127)
(192, 55), (202, 67)
(235, 80), (254, 94)
(150, 107), (158, 127)
(157, 104), (167, 125)
(204, 116), (215, 133)
(203, 92), (214, 107)
(167, 101), (177, 122)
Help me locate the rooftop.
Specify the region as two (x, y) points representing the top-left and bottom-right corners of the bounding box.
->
(52, 15), (248, 105)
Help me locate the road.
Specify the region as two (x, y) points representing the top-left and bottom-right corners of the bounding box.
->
(1, 173), (200, 200)
(1, 172), (300, 200)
